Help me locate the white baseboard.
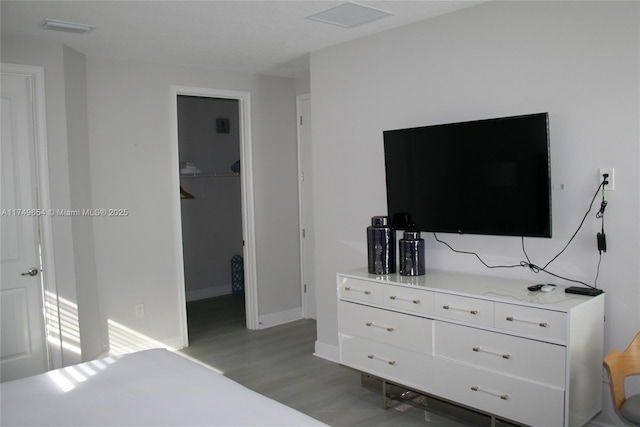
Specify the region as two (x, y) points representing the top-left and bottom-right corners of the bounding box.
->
(258, 307), (302, 328)
(313, 340), (339, 363)
(186, 285), (232, 302)
(587, 420), (618, 427)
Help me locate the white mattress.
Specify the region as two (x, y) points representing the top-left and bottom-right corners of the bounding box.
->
(1, 348), (326, 426)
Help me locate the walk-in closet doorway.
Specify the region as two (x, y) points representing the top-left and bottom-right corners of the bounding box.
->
(171, 86), (258, 346)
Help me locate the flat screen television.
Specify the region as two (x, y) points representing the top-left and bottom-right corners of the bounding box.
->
(383, 112), (551, 238)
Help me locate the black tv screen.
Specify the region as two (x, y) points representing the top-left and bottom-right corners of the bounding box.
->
(384, 113), (551, 238)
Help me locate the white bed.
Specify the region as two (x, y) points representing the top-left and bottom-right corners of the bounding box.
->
(1, 348), (326, 426)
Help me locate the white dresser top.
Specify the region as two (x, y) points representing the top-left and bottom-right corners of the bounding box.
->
(339, 267), (602, 312)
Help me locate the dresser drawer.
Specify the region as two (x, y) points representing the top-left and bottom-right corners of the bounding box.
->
(383, 285), (433, 316)
(341, 335), (432, 391)
(338, 276), (383, 305)
(495, 303), (568, 343)
(339, 301), (432, 354)
(434, 293), (494, 327)
(433, 321), (566, 388)
(433, 358), (565, 427)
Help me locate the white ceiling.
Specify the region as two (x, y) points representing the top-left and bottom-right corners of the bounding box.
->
(1, 1), (483, 79)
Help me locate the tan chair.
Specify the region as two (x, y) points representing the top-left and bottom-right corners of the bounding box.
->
(604, 332), (640, 426)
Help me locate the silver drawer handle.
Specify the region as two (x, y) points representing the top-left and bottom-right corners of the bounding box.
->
(472, 346), (512, 360)
(365, 321), (395, 332)
(389, 295), (421, 304)
(506, 316), (548, 328)
(344, 286), (372, 295)
(443, 304), (479, 315)
(470, 385), (509, 400)
(367, 354), (396, 365)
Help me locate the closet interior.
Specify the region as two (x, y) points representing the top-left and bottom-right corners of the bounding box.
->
(177, 95), (244, 311)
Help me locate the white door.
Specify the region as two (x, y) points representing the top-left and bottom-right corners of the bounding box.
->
(1, 70), (49, 382)
(297, 94), (316, 319)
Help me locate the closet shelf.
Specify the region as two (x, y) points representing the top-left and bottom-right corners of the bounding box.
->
(180, 172), (240, 179)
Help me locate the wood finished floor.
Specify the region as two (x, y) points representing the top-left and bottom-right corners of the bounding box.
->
(178, 294), (505, 427)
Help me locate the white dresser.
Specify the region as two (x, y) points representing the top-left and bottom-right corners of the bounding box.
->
(337, 268), (604, 427)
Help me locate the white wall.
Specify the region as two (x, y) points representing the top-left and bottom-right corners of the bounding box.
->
(62, 45), (107, 361)
(295, 72), (311, 96)
(85, 57), (302, 348)
(311, 1), (639, 422)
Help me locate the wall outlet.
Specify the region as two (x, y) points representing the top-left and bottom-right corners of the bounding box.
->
(135, 304), (145, 318)
(599, 168), (615, 191)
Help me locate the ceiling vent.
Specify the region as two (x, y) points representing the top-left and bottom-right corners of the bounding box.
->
(306, 2), (393, 28)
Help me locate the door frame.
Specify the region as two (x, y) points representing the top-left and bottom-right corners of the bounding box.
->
(170, 85), (259, 343)
(1, 62), (62, 370)
(296, 93), (314, 318)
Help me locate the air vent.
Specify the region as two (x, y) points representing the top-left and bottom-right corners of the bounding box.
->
(306, 2), (393, 28)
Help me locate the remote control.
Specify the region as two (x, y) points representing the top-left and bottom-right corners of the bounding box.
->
(565, 286), (604, 296)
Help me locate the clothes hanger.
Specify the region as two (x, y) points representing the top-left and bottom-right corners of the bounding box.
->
(180, 186), (195, 199)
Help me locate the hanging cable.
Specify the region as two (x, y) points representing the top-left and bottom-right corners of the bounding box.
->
(434, 175), (610, 289)
(541, 177), (607, 270)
